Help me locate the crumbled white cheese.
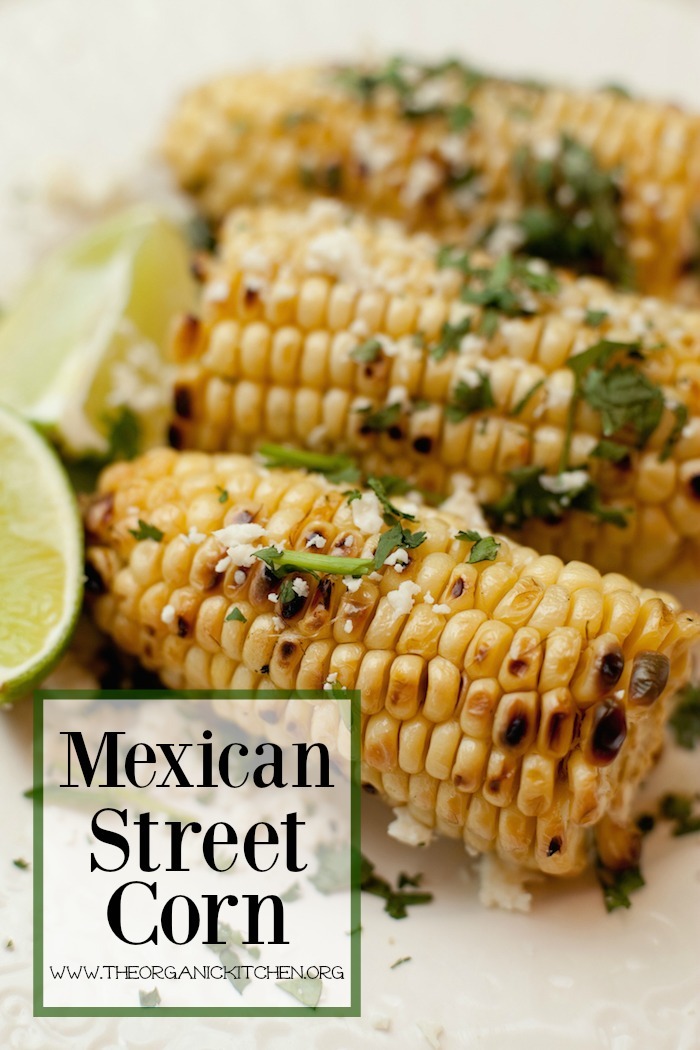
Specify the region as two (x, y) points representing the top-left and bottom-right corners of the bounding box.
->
(344, 535), (354, 547)
(458, 333), (486, 355)
(344, 619), (354, 634)
(400, 158), (443, 208)
(423, 591), (435, 604)
(204, 279), (229, 303)
(350, 318), (370, 338)
(387, 580), (422, 616)
(268, 593), (279, 603)
(386, 384), (410, 408)
(212, 522), (267, 569)
(476, 853), (535, 913)
(181, 526), (206, 546)
(352, 126), (396, 174)
(439, 473), (488, 531)
(322, 671), (339, 692)
(269, 281), (296, 304)
(343, 575), (363, 593)
(292, 577), (309, 597)
(241, 245), (272, 274)
(161, 604), (175, 625)
(458, 367), (485, 390)
(306, 533), (326, 549)
(485, 221), (524, 257)
(539, 469), (589, 494)
(384, 548), (410, 568)
(438, 134), (469, 168)
(417, 1020), (444, 1050)
(368, 571), (383, 582)
(351, 492), (384, 535)
(387, 806), (434, 847)
(233, 569), (246, 586)
(305, 228), (368, 284)
(371, 1014), (392, 1032)
(432, 603), (451, 615)
(272, 616), (285, 632)
(533, 136), (559, 161)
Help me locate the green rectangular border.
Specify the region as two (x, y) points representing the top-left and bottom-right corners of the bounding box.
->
(33, 689), (361, 1018)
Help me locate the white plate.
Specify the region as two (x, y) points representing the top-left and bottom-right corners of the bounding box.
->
(1, 2), (700, 1047)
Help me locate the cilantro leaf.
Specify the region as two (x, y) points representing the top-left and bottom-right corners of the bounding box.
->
(216, 486), (229, 503)
(225, 607), (247, 623)
(367, 476), (416, 522)
(310, 842), (350, 894)
(658, 793), (700, 837)
(12, 858), (29, 871)
(510, 377), (545, 416)
(139, 987), (161, 1008)
(584, 309), (609, 327)
(660, 403), (688, 462)
(351, 338), (383, 363)
(581, 364), (663, 447)
(276, 977), (322, 1008)
(597, 863), (645, 912)
(360, 854), (433, 919)
(444, 373), (495, 422)
(356, 402), (403, 434)
(430, 317), (472, 361)
(456, 529), (501, 563)
(669, 684), (700, 750)
(103, 406), (141, 462)
(253, 547), (373, 578)
(373, 523), (426, 571)
(258, 444), (361, 484)
(129, 519), (164, 543)
(390, 956), (412, 969)
(485, 466), (628, 530)
(591, 439), (632, 464)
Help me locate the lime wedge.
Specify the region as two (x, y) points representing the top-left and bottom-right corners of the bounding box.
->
(0, 405), (83, 703)
(0, 206), (196, 456)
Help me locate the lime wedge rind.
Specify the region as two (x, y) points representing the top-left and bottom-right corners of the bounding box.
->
(0, 406), (83, 703)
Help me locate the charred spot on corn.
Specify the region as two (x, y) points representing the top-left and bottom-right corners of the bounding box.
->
(173, 384), (193, 419)
(629, 652), (670, 706)
(588, 700), (627, 766)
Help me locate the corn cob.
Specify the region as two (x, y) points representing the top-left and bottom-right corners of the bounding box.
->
(170, 203), (700, 582)
(163, 57), (700, 298)
(84, 447), (700, 877)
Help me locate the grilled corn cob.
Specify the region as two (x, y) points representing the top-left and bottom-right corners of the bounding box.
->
(170, 203), (700, 582)
(163, 57), (700, 298)
(84, 447), (700, 877)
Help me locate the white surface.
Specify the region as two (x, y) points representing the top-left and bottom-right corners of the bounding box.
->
(1, 1), (700, 1047)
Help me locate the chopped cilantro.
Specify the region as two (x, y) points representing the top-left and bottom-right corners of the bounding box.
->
(360, 853), (433, 919)
(510, 377), (545, 416)
(456, 529), (501, 563)
(669, 684), (700, 750)
(277, 977), (322, 1008)
(216, 485), (229, 503)
(581, 365), (663, 448)
(258, 443), (361, 484)
(5, 939), (14, 952)
(430, 317), (472, 361)
(658, 793), (700, 837)
(485, 466), (628, 531)
(280, 882), (302, 902)
(351, 338), (383, 363)
(310, 842), (350, 894)
(356, 402), (403, 434)
(139, 987), (161, 1008)
(12, 858), (29, 871)
(129, 519), (164, 543)
(660, 403), (688, 462)
(584, 309), (609, 328)
(448, 102), (474, 131)
(277, 575), (298, 605)
(207, 922), (258, 993)
(373, 522), (426, 571)
(390, 956), (412, 969)
(513, 133), (632, 285)
(103, 405), (141, 462)
(397, 872), (424, 889)
(225, 607), (247, 623)
(444, 373), (495, 422)
(591, 439), (632, 464)
(185, 214), (217, 253)
(597, 863), (645, 912)
(367, 476), (417, 522)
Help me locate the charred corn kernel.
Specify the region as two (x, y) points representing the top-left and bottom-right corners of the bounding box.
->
(164, 58), (700, 298)
(171, 204), (700, 582)
(85, 449), (699, 876)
